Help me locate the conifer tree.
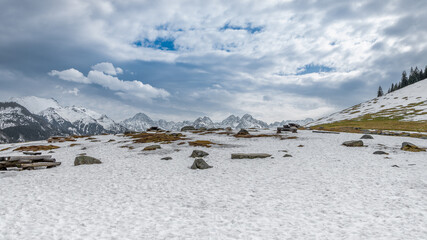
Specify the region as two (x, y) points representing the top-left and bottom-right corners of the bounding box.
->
(377, 86), (383, 97)
(401, 71), (408, 87)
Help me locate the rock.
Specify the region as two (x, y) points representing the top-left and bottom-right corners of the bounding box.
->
(297, 145), (304, 147)
(190, 159), (213, 169)
(81, 147), (87, 150)
(290, 126), (298, 133)
(236, 129), (249, 135)
(181, 126), (196, 131)
(391, 165), (399, 168)
(283, 154), (293, 158)
(161, 157), (172, 160)
(190, 150), (209, 158)
(421, 136), (427, 140)
(198, 127), (207, 131)
(48, 151), (55, 153)
(147, 126), (161, 131)
(231, 153), (272, 159)
(342, 140), (364, 147)
(23, 151), (42, 155)
(360, 134), (373, 139)
(225, 127), (233, 131)
(401, 142), (425, 152)
(143, 145), (161, 151)
(74, 156), (102, 166)
(373, 151), (388, 155)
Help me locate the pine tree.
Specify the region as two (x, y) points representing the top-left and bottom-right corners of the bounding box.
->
(391, 83), (395, 92)
(401, 71), (408, 87)
(424, 66), (427, 79)
(377, 86), (384, 97)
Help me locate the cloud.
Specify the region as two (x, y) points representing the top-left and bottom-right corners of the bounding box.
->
(49, 63), (169, 100)
(91, 62), (123, 76)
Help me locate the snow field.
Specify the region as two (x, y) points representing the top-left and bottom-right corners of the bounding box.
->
(0, 130), (426, 239)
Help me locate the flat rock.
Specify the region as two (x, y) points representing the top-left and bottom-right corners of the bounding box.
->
(74, 156), (102, 166)
(23, 151), (42, 155)
(190, 159), (213, 169)
(190, 150), (209, 158)
(360, 134), (374, 139)
(161, 157), (172, 160)
(143, 145), (161, 151)
(236, 129), (249, 135)
(342, 140), (364, 147)
(231, 153), (272, 159)
(373, 151), (388, 155)
(283, 154), (293, 158)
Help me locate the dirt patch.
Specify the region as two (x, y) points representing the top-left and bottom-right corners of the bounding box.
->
(125, 132), (186, 144)
(188, 140), (216, 148)
(69, 143), (81, 147)
(14, 145), (60, 152)
(0, 147), (12, 152)
(48, 136), (77, 143)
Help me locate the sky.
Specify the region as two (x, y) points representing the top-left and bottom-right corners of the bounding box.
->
(1, 0), (426, 123)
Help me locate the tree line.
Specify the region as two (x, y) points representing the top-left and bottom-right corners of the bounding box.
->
(377, 65), (427, 97)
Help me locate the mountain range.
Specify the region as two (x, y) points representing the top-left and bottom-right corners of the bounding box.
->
(0, 96), (313, 143)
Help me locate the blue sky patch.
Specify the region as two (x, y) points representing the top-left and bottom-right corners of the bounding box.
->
(297, 64), (334, 75)
(219, 22), (263, 34)
(133, 38), (177, 51)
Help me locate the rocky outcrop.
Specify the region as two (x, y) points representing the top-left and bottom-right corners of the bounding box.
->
(231, 153), (272, 159)
(342, 140), (364, 147)
(74, 156), (102, 166)
(190, 159), (213, 169)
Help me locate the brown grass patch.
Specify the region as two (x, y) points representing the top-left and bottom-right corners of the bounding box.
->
(48, 136), (77, 143)
(281, 136), (298, 140)
(125, 132), (186, 144)
(86, 137), (97, 140)
(107, 139), (116, 142)
(188, 140), (216, 148)
(0, 147), (12, 152)
(14, 145), (60, 152)
(177, 142), (186, 145)
(120, 145), (135, 150)
(69, 143), (81, 147)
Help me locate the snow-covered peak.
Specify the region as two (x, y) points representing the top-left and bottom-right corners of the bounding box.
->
(193, 116), (215, 128)
(10, 96), (61, 114)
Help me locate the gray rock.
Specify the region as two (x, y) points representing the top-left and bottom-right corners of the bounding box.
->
(342, 140), (364, 147)
(237, 129), (249, 135)
(143, 145), (161, 151)
(231, 153), (272, 159)
(421, 136), (427, 140)
(373, 151), (388, 155)
(161, 157), (172, 160)
(23, 151), (42, 155)
(74, 156), (102, 166)
(360, 134), (373, 139)
(181, 126), (196, 131)
(190, 150), (209, 158)
(283, 154), (293, 158)
(190, 159), (213, 169)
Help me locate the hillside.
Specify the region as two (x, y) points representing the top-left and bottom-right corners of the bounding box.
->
(308, 79), (427, 132)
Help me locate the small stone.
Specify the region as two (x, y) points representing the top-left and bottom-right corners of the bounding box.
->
(190, 159), (213, 169)
(391, 165), (399, 168)
(161, 157), (172, 160)
(74, 156), (102, 166)
(360, 134), (373, 139)
(342, 140), (364, 147)
(143, 145), (161, 151)
(283, 154), (293, 158)
(190, 150), (209, 158)
(297, 145), (304, 147)
(373, 151), (388, 155)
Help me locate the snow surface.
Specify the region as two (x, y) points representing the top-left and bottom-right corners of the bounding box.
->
(10, 96), (61, 114)
(0, 130), (426, 239)
(308, 80), (427, 126)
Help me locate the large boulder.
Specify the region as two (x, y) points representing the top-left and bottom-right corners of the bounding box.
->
(190, 150), (209, 158)
(342, 140), (364, 147)
(231, 153), (272, 159)
(74, 156), (102, 166)
(181, 126), (196, 131)
(143, 145), (161, 151)
(401, 142), (425, 152)
(190, 159), (213, 169)
(360, 134), (374, 139)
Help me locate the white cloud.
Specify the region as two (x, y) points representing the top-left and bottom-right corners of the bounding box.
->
(49, 68), (90, 84)
(91, 62), (122, 76)
(50, 63), (169, 100)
